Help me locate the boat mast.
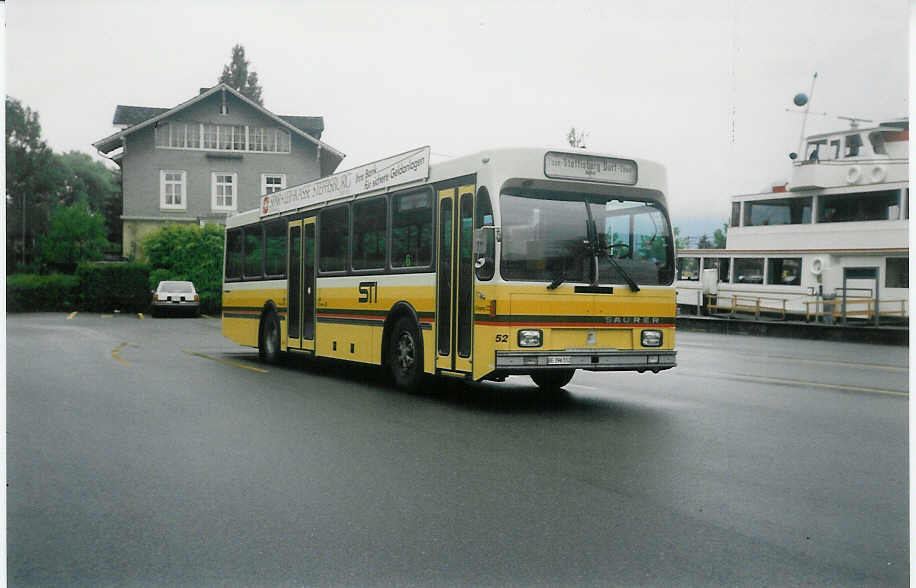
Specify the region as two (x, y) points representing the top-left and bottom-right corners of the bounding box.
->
(796, 72), (818, 158)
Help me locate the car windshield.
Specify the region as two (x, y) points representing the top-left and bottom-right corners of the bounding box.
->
(500, 190), (674, 286)
(160, 281), (194, 292)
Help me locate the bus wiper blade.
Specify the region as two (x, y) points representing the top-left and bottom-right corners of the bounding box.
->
(606, 254), (641, 292)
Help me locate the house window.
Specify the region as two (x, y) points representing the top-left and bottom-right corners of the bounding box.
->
(261, 174), (286, 195)
(211, 172), (237, 211)
(160, 170), (186, 210)
(157, 122), (290, 153)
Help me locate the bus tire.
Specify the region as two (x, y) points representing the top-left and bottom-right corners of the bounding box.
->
(389, 316), (423, 391)
(258, 310), (282, 364)
(531, 369), (575, 392)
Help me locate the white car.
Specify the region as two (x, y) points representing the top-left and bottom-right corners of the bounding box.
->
(151, 280), (200, 317)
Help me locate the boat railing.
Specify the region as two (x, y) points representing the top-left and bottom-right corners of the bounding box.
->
(707, 295), (787, 320)
(804, 297), (907, 322)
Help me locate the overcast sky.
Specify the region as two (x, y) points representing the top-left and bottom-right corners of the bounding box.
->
(5, 0), (909, 236)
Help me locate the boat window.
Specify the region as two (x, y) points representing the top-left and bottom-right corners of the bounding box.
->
(677, 257), (699, 281)
(844, 134), (863, 157)
(817, 190), (900, 223)
(828, 139), (840, 159)
(734, 258), (764, 284)
(703, 257), (730, 283)
(731, 202), (741, 227)
(806, 140), (826, 161)
(869, 131), (887, 155)
(743, 197), (811, 226)
(885, 257), (908, 288)
(766, 258), (801, 286)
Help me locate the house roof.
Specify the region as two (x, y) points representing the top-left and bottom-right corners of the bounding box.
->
(112, 106), (326, 138)
(95, 84), (343, 175)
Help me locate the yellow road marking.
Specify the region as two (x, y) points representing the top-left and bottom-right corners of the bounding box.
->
(200, 313), (214, 320)
(677, 368), (907, 397)
(66, 311), (78, 320)
(183, 350), (268, 373)
(101, 314), (113, 319)
(112, 342), (129, 365)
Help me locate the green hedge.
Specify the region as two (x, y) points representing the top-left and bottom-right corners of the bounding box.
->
(142, 224), (224, 314)
(7, 274), (81, 312)
(76, 262), (150, 313)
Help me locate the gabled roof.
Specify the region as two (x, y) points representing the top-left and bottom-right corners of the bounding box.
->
(94, 84), (343, 175)
(112, 106), (326, 138)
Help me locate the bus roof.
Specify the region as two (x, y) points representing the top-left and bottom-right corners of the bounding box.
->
(227, 146), (668, 228)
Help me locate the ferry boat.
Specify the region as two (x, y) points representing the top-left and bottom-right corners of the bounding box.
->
(676, 118), (908, 323)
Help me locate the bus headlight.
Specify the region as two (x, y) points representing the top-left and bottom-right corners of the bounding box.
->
(641, 329), (663, 347)
(517, 329), (543, 348)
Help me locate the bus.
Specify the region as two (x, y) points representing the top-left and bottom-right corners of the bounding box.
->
(222, 146), (677, 391)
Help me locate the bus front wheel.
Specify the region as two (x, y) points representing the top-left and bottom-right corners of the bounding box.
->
(389, 316), (423, 391)
(258, 311), (282, 364)
(531, 369), (575, 392)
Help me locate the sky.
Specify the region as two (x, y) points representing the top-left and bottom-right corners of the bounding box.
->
(5, 0), (910, 238)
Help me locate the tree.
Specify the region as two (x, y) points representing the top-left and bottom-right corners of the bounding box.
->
(219, 44), (264, 105)
(6, 97), (64, 268)
(37, 200), (109, 272)
(713, 223), (727, 248)
(697, 234), (713, 249)
(566, 126), (588, 149)
(56, 151), (122, 248)
(672, 226), (689, 250)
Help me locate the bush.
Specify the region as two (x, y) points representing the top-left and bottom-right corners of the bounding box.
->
(76, 262), (150, 313)
(7, 273), (80, 312)
(142, 224), (224, 314)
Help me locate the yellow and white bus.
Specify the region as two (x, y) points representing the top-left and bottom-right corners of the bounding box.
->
(222, 146), (677, 391)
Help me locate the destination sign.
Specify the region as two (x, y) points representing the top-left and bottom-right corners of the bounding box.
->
(261, 146), (431, 217)
(544, 151), (638, 185)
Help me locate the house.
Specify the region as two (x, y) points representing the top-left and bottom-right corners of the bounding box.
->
(93, 84), (345, 257)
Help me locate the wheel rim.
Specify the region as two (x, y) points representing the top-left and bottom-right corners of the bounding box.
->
(395, 331), (416, 376)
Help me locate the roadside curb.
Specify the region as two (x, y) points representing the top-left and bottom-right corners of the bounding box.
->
(676, 315), (909, 345)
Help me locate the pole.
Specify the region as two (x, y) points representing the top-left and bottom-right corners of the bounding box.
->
(796, 72), (818, 158)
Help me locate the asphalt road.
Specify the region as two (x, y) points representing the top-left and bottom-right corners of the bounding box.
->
(7, 312), (909, 586)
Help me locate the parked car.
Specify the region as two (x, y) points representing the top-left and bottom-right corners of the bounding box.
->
(151, 280), (200, 317)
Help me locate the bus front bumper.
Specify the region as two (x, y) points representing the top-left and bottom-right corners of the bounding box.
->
(494, 349), (677, 372)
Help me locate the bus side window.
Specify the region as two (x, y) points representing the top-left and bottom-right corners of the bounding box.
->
(475, 187), (495, 280)
(243, 225), (264, 279)
(391, 189), (433, 269)
(320, 205), (349, 272)
(226, 229), (243, 280)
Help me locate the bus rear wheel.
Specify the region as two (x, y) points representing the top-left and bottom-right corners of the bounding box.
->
(389, 316), (423, 391)
(531, 369), (575, 392)
(258, 311), (282, 364)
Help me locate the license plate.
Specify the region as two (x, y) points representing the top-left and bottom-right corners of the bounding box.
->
(547, 356), (571, 365)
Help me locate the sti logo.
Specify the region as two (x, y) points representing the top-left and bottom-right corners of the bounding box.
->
(261, 196), (270, 215)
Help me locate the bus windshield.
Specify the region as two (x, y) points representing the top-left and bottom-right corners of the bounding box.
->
(500, 190), (675, 287)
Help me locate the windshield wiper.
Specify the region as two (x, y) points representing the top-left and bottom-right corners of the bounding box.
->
(604, 252), (641, 293)
(547, 239), (589, 290)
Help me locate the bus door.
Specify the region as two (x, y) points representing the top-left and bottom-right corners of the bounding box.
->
(436, 185), (475, 373)
(287, 218), (316, 351)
